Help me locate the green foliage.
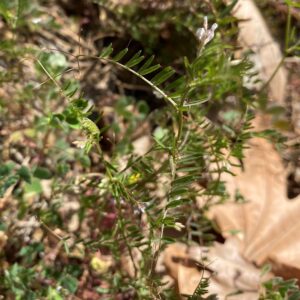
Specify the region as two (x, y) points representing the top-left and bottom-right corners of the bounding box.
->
(99, 44), (178, 108)
(4, 264), (37, 300)
(187, 276), (217, 300)
(260, 277), (300, 300)
(0, 0), (298, 299)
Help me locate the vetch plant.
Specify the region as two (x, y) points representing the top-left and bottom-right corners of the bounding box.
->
(0, 1), (294, 298)
(35, 17), (258, 299)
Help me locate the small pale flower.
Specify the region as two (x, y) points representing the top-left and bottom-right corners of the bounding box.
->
(73, 139), (87, 149)
(174, 222), (185, 232)
(196, 16), (218, 46)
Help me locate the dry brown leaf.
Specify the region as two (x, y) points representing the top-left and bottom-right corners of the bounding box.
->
(225, 0), (287, 104)
(0, 183), (16, 210)
(0, 231), (8, 252)
(165, 114), (299, 297)
(121, 247), (142, 278)
(163, 240), (269, 299)
(132, 135), (151, 156)
(210, 134), (300, 279)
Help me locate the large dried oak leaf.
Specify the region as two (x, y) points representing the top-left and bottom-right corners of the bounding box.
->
(210, 136), (300, 279)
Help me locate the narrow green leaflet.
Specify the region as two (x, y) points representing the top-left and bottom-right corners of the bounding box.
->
(139, 64), (161, 76)
(183, 97), (210, 107)
(138, 55), (155, 73)
(99, 43), (113, 58)
(112, 48), (128, 62)
(151, 67), (175, 85)
(125, 50), (145, 68)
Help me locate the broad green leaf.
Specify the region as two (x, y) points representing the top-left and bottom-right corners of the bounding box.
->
(72, 98), (88, 110)
(33, 167), (52, 179)
(0, 162), (15, 177)
(17, 166), (31, 183)
(65, 113), (79, 125)
(0, 175), (18, 197)
(60, 275), (78, 294)
(24, 178), (42, 195)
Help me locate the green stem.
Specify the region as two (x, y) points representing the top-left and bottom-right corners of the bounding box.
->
(115, 194), (139, 277)
(111, 60), (178, 110)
